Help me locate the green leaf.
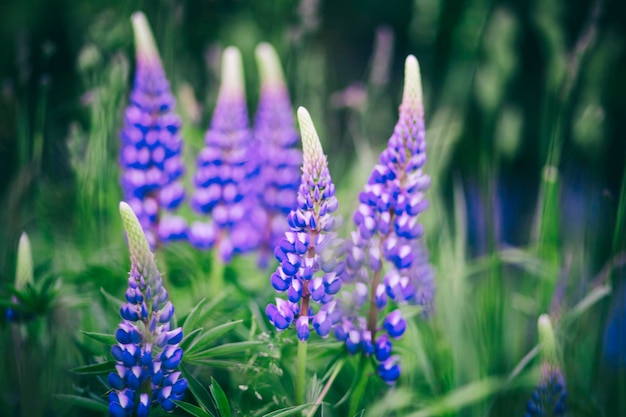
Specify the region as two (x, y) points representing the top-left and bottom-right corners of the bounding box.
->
(81, 331), (116, 345)
(182, 359), (244, 369)
(71, 360), (116, 375)
(54, 394), (108, 413)
(100, 287), (125, 308)
(185, 341), (263, 360)
(562, 284), (611, 324)
(209, 377), (231, 417)
(175, 401), (217, 417)
(186, 320), (243, 354)
(181, 327), (204, 351)
(402, 376), (535, 417)
(182, 298), (207, 336)
(262, 404), (313, 417)
(180, 363), (216, 415)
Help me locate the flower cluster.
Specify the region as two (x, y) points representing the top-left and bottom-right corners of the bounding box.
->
(266, 107), (344, 341)
(109, 202), (187, 417)
(189, 47), (262, 262)
(119, 12), (187, 248)
(253, 43), (302, 267)
(335, 55), (434, 383)
(525, 364), (567, 417)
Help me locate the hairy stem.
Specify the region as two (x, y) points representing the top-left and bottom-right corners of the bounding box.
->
(296, 339), (308, 405)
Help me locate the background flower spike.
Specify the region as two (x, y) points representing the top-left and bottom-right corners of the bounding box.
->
(16, 232), (34, 290)
(219, 46), (245, 99)
(190, 45), (261, 260)
(253, 43), (301, 267)
(131, 12), (160, 65)
(538, 314), (558, 365)
(256, 43), (286, 89)
(120, 11), (187, 248)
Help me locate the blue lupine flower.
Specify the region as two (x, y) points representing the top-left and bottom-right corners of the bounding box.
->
(525, 365), (567, 417)
(120, 12), (187, 248)
(109, 202), (187, 417)
(336, 55), (434, 383)
(189, 46), (262, 262)
(266, 107), (344, 341)
(253, 43), (302, 267)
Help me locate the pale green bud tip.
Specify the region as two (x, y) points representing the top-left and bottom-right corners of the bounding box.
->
(401, 55), (423, 115)
(219, 46), (245, 98)
(131, 11), (161, 64)
(538, 314), (558, 365)
(16, 232), (33, 289)
(119, 202), (155, 273)
(255, 43), (286, 89)
(297, 107), (326, 172)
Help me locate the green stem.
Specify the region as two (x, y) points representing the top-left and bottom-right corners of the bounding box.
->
(211, 250), (225, 295)
(306, 358), (345, 417)
(348, 355), (370, 417)
(296, 339), (308, 405)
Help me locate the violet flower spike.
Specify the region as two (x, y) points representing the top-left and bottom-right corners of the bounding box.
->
(189, 46), (261, 262)
(119, 12), (187, 248)
(253, 43), (302, 268)
(109, 201), (187, 417)
(266, 107), (344, 341)
(525, 364), (567, 417)
(337, 55), (434, 383)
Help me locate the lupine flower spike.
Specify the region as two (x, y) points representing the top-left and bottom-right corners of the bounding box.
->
(6, 232), (34, 322)
(108, 202), (187, 417)
(119, 12), (187, 248)
(189, 46), (261, 262)
(337, 55), (434, 383)
(253, 43), (302, 267)
(525, 315), (566, 417)
(266, 107), (344, 341)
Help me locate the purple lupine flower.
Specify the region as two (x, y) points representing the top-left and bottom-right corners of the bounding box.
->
(266, 107), (344, 341)
(189, 46), (262, 262)
(336, 55), (434, 383)
(525, 364), (567, 417)
(119, 12), (187, 249)
(253, 43), (301, 267)
(109, 202), (187, 417)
